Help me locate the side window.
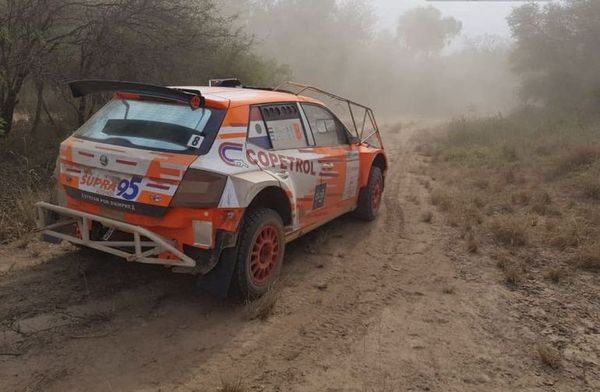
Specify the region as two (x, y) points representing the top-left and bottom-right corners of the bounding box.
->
(247, 106), (272, 149)
(301, 104), (348, 147)
(260, 104), (308, 150)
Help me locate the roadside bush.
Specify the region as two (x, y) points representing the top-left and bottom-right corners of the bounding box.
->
(489, 216), (529, 247)
(577, 243), (600, 272)
(549, 146), (600, 179)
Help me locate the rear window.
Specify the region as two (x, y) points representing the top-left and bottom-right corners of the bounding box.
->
(74, 99), (225, 155)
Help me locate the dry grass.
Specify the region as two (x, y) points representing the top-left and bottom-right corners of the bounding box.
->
(405, 193), (420, 205)
(496, 258), (525, 286)
(577, 242), (600, 271)
(466, 235), (478, 254)
(219, 379), (245, 392)
(503, 263), (524, 286)
(580, 180), (600, 201)
(536, 343), (562, 369)
(0, 124), (64, 243)
(550, 146), (600, 179)
(544, 267), (567, 283)
(430, 189), (453, 211)
(245, 286), (280, 321)
(489, 216), (529, 247)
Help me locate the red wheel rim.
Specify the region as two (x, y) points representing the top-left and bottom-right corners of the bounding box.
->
(249, 225), (280, 286)
(371, 175), (382, 211)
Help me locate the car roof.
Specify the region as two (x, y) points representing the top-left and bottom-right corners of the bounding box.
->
(172, 86), (324, 108)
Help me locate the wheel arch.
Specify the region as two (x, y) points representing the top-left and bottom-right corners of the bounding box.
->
(358, 150), (388, 188)
(247, 186), (293, 227)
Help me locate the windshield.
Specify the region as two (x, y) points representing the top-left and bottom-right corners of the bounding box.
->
(74, 99), (225, 154)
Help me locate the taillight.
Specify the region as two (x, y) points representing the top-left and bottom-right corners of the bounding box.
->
(171, 169), (227, 208)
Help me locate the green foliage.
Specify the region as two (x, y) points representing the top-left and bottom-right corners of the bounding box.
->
(508, 0), (600, 111)
(0, 117), (5, 136)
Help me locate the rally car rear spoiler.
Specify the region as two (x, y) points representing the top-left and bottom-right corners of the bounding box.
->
(69, 80), (206, 109)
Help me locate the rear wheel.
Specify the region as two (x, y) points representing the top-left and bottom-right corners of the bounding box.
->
(232, 208), (285, 299)
(355, 166), (383, 221)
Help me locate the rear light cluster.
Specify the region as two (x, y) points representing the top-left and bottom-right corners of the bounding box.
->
(171, 169), (226, 208)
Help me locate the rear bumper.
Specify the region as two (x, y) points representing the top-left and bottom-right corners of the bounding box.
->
(36, 201), (197, 268)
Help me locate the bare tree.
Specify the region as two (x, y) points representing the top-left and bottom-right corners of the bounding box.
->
(0, 0), (74, 135)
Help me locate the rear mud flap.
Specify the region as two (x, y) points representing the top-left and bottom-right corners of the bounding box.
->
(196, 248), (237, 299)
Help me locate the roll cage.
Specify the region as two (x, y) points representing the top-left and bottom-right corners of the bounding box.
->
(273, 81), (384, 148)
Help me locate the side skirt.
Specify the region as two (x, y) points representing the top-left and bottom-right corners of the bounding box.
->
(284, 205), (356, 243)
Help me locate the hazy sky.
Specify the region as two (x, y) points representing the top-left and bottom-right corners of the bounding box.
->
(373, 0), (544, 39)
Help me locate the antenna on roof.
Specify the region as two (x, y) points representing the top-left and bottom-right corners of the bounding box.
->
(209, 78), (242, 88)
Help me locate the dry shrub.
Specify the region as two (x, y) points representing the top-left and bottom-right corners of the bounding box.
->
(530, 192), (553, 216)
(536, 343), (562, 369)
(577, 243), (600, 272)
(489, 216), (529, 247)
(245, 287), (280, 321)
(503, 167), (517, 184)
(544, 267), (567, 283)
(549, 230), (580, 250)
(466, 232), (478, 253)
(442, 286), (455, 294)
(497, 258), (525, 286)
(472, 196), (485, 208)
(219, 379), (245, 392)
(421, 211), (433, 223)
(503, 263), (524, 286)
(430, 188), (453, 211)
(406, 194), (420, 205)
(1, 188), (50, 243)
(547, 216), (588, 250)
(580, 181), (600, 201)
(473, 178), (489, 190)
(550, 146), (600, 178)
(511, 191), (531, 206)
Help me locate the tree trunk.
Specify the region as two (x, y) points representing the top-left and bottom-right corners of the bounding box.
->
(31, 80), (45, 134)
(0, 91), (18, 136)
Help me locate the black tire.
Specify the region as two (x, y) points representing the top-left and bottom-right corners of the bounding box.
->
(231, 208), (285, 300)
(355, 166), (383, 221)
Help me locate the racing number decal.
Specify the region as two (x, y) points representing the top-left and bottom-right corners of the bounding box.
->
(187, 134), (204, 149)
(116, 177), (142, 201)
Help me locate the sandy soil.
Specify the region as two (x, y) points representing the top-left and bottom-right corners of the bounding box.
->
(0, 124), (597, 391)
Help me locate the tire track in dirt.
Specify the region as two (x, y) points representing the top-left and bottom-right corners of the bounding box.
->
(0, 123), (573, 391)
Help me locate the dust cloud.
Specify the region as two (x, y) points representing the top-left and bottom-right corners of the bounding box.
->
(221, 0), (518, 120)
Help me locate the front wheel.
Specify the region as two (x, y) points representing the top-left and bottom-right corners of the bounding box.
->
(232, 208), (285, 300)
(355, 166), (383, 221)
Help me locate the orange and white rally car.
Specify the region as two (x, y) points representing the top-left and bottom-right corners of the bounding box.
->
(37, 79), (387, 298)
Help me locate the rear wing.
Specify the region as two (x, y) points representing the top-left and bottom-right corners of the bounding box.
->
(69, 80), (205, 109)
(274, 81), (383, 148)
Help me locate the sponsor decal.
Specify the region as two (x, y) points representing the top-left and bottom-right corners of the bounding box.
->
(79, 172), (142, 201)
(313, 183), (327, 210)
(80, 174), (118, 193)
(219, 142), (248, 168)
(65, 187), (167, 217)
(246, 148), (316, 175)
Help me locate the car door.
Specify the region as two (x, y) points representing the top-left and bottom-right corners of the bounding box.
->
(245, 103), (322, 230)
(299, 103), (361, 217)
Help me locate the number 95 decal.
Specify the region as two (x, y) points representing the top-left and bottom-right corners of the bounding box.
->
(116, 177), (142, 201)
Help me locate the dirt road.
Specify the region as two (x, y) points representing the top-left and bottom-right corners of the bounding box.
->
(0, 125), (594, 391)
